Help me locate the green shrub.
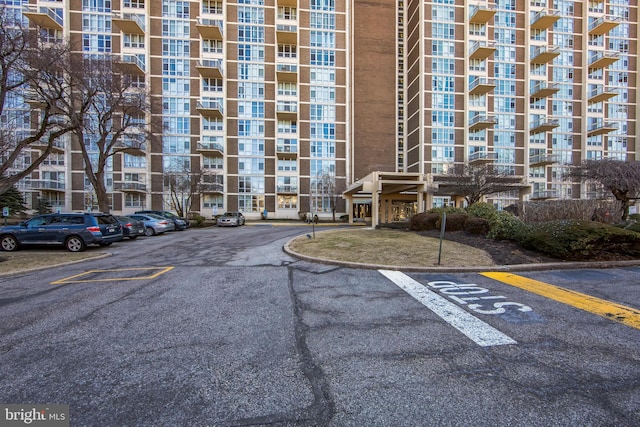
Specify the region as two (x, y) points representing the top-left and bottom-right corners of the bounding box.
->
(487, 211), (529, 241)
(409, 212), (440, 231)
(612, 220), (640, 233)
(436, 212), (468, 231)
(466, 202), (497, 221)
(193, 216), (206, 227)
(464, 217), (490, 235)
(519, 220), (640, 260)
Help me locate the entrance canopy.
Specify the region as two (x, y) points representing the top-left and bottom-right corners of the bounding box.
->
(342, 172), (437, 226)
(343, 171), (530, 227)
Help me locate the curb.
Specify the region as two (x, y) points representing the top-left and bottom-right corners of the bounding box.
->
(283, 232), (640, 273)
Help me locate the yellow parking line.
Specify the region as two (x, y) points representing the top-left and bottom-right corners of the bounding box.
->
(51, 267), (174, 285)
(481, 272), (640, 330)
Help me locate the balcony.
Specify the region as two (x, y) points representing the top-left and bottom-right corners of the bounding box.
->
(277, 184), (298, 194)
(196, 59), (224, 78)
(587, 121), (617, 137)
(587, 86), (618, 104)
(468, 151), (497, 164)
(469, 77), (495, 95)
(200, 175), (224, 194)
(529, 153), (558, 167)
(531, 9), (560, 30)
(276, 63), (298, 82)
(531, 46), (560, 64)
(588, 51), (620, 69)
(197, 99), (223, 118)
(589, 15), (621, 35)
(469, 41), (497, 60)
(530, 190), (558, 200)
(112, 12), (145, 34)
(469, 114), (497, 130)
(23, 5), (63, 30)
(276, 101), (298, 120)
(276, 142), (298, 157)
(200, 181), (224, 194)
(276, 24), (297, 44)
(530, 117), (559, 134)
(469, 4), (496, 24)
(114, 141), (146, 156)
(31, 180), (65, 192)
(119, 54), (146, 74)
(196, 18), (223, 39)
(530, 81), (560, 99)
(31, 140), (66, 154)
(114, 182), (147, 193)
(196, 141), (224, 156)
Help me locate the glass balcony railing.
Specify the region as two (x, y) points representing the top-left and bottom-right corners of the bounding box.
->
(23, 5), (63, 30)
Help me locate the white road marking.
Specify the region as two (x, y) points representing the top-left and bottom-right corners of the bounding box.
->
(379, 270), (517, 347)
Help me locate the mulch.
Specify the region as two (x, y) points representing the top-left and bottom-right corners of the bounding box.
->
(417, 230), (562, 265)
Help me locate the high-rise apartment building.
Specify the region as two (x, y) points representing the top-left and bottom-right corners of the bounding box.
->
(7, 0), (349, 219)
(3, 1), (638, 224)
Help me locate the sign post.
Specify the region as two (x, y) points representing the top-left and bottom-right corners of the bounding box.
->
(2, 207), (9, 226)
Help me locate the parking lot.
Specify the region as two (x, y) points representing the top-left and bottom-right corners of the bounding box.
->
(1, 225), (639, 426)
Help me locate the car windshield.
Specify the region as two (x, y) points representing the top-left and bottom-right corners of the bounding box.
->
(224, 212), (236, 217)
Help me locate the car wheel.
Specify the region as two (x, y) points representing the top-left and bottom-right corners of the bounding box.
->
(144, 227), (155, 236)
(65, 236), (86, 252)
(129, 236), (138, 240)
(1, 235), (19, 252)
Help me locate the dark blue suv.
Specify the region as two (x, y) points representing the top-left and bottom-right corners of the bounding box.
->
(0, 213), (123, 252)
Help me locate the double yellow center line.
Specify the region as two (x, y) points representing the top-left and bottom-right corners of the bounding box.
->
(481, 272), (640, 330)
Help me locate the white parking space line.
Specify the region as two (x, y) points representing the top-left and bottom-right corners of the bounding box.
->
(379, 270), (517, 347)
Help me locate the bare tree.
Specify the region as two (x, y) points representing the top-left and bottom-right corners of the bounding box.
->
(59, 54), (149, 213)
(319, 168), (345, 221)
(0, 6), (77, 193)
(164, 169), (213, 218)
(568, 158), (640, 220)
(434, 163), (525, 206)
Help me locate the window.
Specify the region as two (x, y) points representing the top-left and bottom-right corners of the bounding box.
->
(310, 49), (335, 66)
(83, 34), (111, 52)
(123, 34), (145, 49)
(310, 31), (335, 48)
(277, 120), (297, 134)
(162, 1), (189, 18)
(124, 154), (146, 168)
(311, 0), (334, 11)
(310, 12), (335, 29)
(238, 25), (264, 43)
(202, 78), (223, 93)
(278, 82), (297, 97)
(125, 193), (145, 208)
(278, 159), (297, 172)
(82, 14), (110, 32)
(278, 44), (297, 58)
(124, 0), (144, 8)
(202, 39), (223, 54)
(238, 6), (264, 24)
(202, 1), (222, 14)
(203, 156), (223, 170)
(162, 19), (190, 37)
(278, 195), (298, 209)
(278, 7), (297, 20)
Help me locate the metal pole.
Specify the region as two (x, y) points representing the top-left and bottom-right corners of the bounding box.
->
(437, 212), (446, 265)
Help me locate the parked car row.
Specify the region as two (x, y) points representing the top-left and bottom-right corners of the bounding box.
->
(0, 210), (190, 253)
